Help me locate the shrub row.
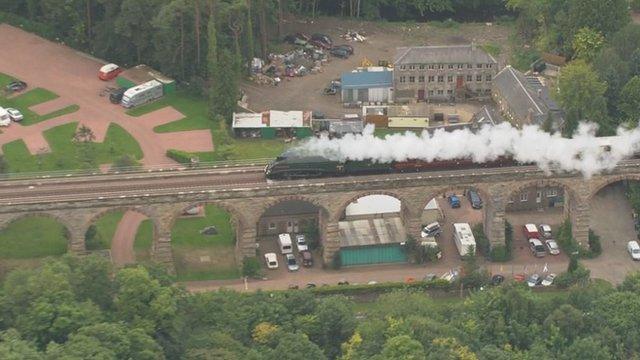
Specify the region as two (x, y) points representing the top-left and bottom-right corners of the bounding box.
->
(166, 149), (195, 164)
(310, 279), (454, 296)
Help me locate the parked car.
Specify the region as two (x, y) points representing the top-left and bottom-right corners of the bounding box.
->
(527, 273), (540, 287)
(264, 252), (278, 269)
(628, 241), (640, 260)
(312, 111), (326, 119)
(330, 47), (350, 59)
(448, 195), (461, 208)
(310, 39), (331, 49)
(285, 253), (299, 271)
(333, 44), (354, 55)
(529, 238), (546, 257)
(295, 234), (309, 252)
(311, 33), (332, 46)
(323, 86), (337, 95)
(545, 239), (560, 255)
(284, 32), (310, 44)
(109, 87), (127, 104)
(5, 80), (27, 93)
(424, 273), (437, 282)
(421, 222), (442, 238)
(301, 250), (313, 267)
(541, 273), (556, 286)
(467, 189), (483, 209)
(539, 224), (553, 238)
(305, 283), (316, 288)
(6, 108), (23, 122)
(338, 279), (350, 285)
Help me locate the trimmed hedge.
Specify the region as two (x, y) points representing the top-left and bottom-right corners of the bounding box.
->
(310, 279), (454, 296)
(166, 149), (195, 164)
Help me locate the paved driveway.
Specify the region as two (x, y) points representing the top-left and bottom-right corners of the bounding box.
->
(0, 24), (213, 166)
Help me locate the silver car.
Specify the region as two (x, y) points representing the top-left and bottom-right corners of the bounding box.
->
(285, 253), (299, 271)
(545, 239), (560, 255)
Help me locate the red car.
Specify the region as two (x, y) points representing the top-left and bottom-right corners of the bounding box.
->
(98, 63), (123, 81)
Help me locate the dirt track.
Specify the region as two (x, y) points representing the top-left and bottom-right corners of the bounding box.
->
(0, 24), (213, 165)
(110, 211), (146, 266)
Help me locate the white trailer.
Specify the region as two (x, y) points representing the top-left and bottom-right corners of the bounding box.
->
(452, 223), (476, 257)
(121, 80), (163, 108)
(0, 107), (10, 126)
(278, 233), (293, 254)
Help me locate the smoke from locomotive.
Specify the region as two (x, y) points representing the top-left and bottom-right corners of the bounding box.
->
(296, 122), (640, 178)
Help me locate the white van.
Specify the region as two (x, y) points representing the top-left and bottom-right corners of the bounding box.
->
(0, 107), (11, 127)
(628, 241), (640, 261)
(278, 233), (293, 254)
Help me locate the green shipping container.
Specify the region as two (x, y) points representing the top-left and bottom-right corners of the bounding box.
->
(161, 80), (176, 94)
(261, 127), (277, 139)
(295, 127), (313, 138)
(340, 244), (407, 266)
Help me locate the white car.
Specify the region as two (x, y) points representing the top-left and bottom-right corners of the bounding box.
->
(527, 273), (540, 287)
(421, 222), (442, 238)
(539, 224), (552, 238)
(541, 273), (556, 286)
(285, 253), (299, 271)
(295, 234), (308, 252)
(6, 108), (23, 122)
(628, 241), (640, 261)
(264, 252), (278, 269)
(545, 239), (560, 255)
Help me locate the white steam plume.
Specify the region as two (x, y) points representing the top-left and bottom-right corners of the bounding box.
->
(296, 122), (640, 178)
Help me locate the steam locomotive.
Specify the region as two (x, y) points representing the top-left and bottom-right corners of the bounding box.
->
(264, 150), (519, 180)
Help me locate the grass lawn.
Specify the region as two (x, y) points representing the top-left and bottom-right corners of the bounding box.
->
(86, 211), (124, 250)
(171, 204), (239, 281)
(0, 73), (79, 126)
(127, 92), (287, 161)
(2, 122), (142, 173)
(0, 216), (68, 259)
(134, 219), (154, 261)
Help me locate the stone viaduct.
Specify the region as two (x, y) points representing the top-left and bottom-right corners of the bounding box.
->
(1, 164), (639, 272)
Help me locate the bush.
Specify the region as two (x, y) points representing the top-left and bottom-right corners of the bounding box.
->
(587, 230), (602, 257)
(555, 264), (591, 289)
(84, 225), (107, 251)
(310, 279), (453, 296)
(632, 0), (640, 11)
(472, 224), (491, 257)
(242, 257), (262, 278)
(166, 149), (196, 165)
(111, 154), (141, 172)
(490, 245), (510, 262)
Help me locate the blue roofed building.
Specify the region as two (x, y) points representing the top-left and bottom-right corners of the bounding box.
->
(341, 67), (394, 105)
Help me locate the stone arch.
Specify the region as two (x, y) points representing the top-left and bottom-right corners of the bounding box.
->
(505, 178), (578, 213)
(166, 201), (247, 233)
(261, 195), (331, 220)
(589, 174), (640, 201)
(334, 190), (414, 222)
(0, 211), (74, 251)
(417, 184), (492, 214)
(86, 206), (160, 234)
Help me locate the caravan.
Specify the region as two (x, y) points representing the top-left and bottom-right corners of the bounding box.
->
(452, 223), (476, 257)
(121, 80), (163, 108)
(0, 107), (11, 127)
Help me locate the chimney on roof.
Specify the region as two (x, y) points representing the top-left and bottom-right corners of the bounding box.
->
(537, 89), (542, 98)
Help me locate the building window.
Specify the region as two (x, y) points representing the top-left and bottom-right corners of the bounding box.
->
(437, 89), (444, 95)
(486, 74), (492, 82)
(419, 65), (425, 70)
(448, 64), (454, 69)
(437, 75), (444, 83)
(400, 65), (406, 70)
(520, 192), (528, 202)
(547, 188), (558, 197)
(488, 64), (493, 68)
(428, 64), (435, 70)
(447, 76), (453, 82)
(466, 75), (472, 82)
(476, 75), (482, 81)
(418, 75), (425, 83)
(467, 64), (472, 69)
(447, 89), (453, 94)
(457, 64), (463, 69)
(476, 63), (483, 68)
(508, 197), (514, 204)
(428, 90), (434, 95)
(409, 76), (415, 83)
(399, 76), (406, 83)
(439, 64), (444, 69)
(428, 75), (435, 82)
(409, 65), (415, 70)
(269, 222), (276, 230)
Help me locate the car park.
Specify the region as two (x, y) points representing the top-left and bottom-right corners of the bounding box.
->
(545, 239), (560, 255)
(295, 234), (309, 252)
(527, 273), (540, 287)
(539, 224), (553, 238)
(466, 189), (483, 209)
(628, 241), (640, 260)
(264, 252), (278, 269)
(529, 238), (546, 257)
(448, 195), (461, 208)
(6, 108), (23, 122)
(301, 250), (313, 267)
(5, 80), (27, 93)
(285, 253), (299, 271)
(541, 273), (556, 286)
(421, 222), (442, 237)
